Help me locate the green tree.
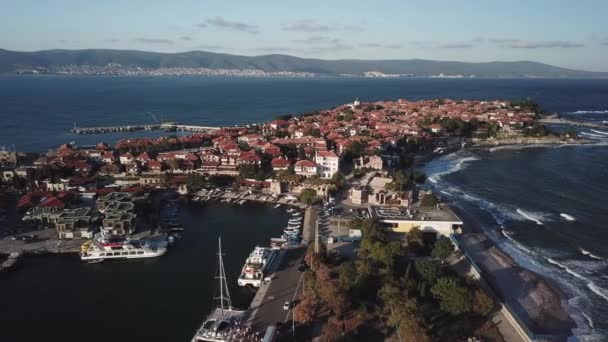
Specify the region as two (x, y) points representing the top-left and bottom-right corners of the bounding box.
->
(186, 174), (206, 191)
(411, 169), (426, 183)
(330, 172), (347, 191)
(414, 259), (440, 283)
(431, 277), (473, 315)
(299, 188), (318, 205)
(432, 237), (455, 260)
(420, 194), (439, 208)
(406, 227), (424, 251)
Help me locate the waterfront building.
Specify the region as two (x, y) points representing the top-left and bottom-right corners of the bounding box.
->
(294, 159), (318, 177)
(370, 205), (463, 239)
(314, 150), (339, 179)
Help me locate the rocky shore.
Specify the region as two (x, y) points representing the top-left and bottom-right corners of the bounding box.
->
(451, 205), (576, 340)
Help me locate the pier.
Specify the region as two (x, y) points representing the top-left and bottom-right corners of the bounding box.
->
(70, 122), (220, 134)
(539, 115), (607, 129)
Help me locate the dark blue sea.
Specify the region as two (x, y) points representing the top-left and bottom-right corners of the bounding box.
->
(1, 76), (608, 341)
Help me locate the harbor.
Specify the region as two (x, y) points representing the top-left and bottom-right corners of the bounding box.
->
(0, 202), (291, 342)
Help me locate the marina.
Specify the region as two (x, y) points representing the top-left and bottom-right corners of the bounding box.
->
(0, 202), (291, 342)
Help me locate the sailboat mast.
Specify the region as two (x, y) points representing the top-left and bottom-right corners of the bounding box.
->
(218, 237), (225, 311)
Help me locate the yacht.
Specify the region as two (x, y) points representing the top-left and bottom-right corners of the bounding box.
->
(80, 233), (167, 261)
(192, 238), (245, 342)
(237, 246), (275, 287)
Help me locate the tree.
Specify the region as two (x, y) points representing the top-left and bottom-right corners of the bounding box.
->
(420, 194), (439, 208)
(330, 172), (346, 191)
(406, 227), (424, 250)
(472, 287), (495, 317)
(337, 261), (358, 292)
(294, 295), (318, 325)
(299, 188), (318, 205)
(186, 174), (206, 191)
(414, 259), (440, 283)
(379, 284), (430, 342)
(431, 237), (455, 260)
(411, 169), (426, 183)
(431, 277), (472, 315)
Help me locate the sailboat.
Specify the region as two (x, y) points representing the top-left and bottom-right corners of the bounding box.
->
(192, 238), (245, 342)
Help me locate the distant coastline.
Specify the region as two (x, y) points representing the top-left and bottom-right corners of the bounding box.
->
(2, 48), (608, 78)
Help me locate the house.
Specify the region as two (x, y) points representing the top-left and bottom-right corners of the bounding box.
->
(119, 152), (134, 165)
(146, 160), (163, 173)
(354, 155), (383, 171)
(294, 160), (318, 177)
(136, 152), (152, 163)
(428, 124), (444, 134)
(238, 151), (262, 166)
(55, 207), (99, 239)
(102, 152), (116, 164)
(271, 157), (290, 171)
(314, 151), (339, 179)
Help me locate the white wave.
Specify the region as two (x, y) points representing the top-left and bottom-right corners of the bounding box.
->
(547, 258), (587, 280)
(560, 213), (576, 221)
(590, 129), (608, 136)
(587, 282), (608, 303)
(516, 208), (544, 225)
(439, 190), (452, 196)
(424, 151), (479, 184)
(581, 132), (606, 139)
(567, 110), (608, 114)
(501, 229), (535, 254)
(580, 249), (603, 261)
(581, 312), (595, 329)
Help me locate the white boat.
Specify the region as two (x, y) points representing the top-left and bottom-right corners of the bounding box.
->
(273, 204), (281, 208)
(286, 208), (295, 213)
(292, 212), (302, 217)
(80, 233), (167, 261)
(192, 238), (245, 342)
(237, 247), (275, 287)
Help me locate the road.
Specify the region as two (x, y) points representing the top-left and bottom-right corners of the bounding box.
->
(247, 247), (306, 331)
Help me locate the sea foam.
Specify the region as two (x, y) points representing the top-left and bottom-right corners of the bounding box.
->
(560, 213), (576, 221)
(517, 208), (544, 225)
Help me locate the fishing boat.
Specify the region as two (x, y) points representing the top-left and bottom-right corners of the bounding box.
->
(192, 238), (245, 342)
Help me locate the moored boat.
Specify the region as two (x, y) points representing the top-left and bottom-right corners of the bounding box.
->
(192, 238), (246, 342)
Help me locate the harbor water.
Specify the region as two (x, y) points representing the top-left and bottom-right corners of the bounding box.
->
(0, 202), (289, 342)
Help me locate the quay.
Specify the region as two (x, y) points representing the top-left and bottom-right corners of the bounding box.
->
(0, 228), (162, 256)
(194, 190), (309, 210)
(539, 115), (607, 129)
(243, 204), (317, 333)
(70, 122), (220, 134)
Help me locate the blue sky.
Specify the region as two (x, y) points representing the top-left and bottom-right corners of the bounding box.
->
(2, 0), (608, 71)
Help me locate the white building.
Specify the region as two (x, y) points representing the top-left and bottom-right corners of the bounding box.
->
(315, 151), (339, 179)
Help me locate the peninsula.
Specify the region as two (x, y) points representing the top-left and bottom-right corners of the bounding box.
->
(0, 97), (584, 341)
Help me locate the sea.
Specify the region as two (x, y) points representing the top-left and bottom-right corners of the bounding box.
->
(0, 76), (608, 341)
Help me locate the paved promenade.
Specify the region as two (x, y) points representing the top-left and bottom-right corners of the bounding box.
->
(245, 248), (305, 332)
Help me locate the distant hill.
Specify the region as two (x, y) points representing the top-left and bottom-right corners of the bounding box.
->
(0, 48), (606, 78)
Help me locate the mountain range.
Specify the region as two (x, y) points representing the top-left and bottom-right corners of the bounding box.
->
(0, 48), (606, 78)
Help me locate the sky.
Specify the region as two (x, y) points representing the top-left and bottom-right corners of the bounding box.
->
(1, 0), (608, 71)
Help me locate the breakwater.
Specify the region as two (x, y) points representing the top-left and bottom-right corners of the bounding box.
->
(70, 122), (220, 134)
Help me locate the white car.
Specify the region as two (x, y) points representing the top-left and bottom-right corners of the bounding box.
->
(283, 301), (291, 310)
